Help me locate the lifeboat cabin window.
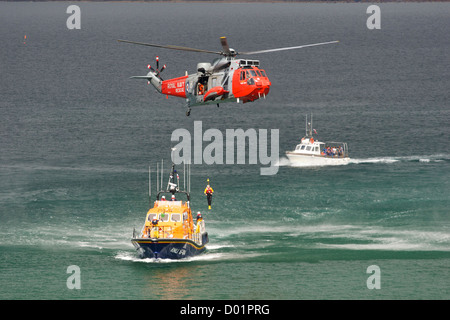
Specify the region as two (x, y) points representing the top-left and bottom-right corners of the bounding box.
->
(159, 213), (169, 222)
(147, 213), (157, 222)
(306, 146), (311, 151)
(171, 213), (181, 222)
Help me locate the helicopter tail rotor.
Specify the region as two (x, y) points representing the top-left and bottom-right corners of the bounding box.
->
(148, 56), (166, 80)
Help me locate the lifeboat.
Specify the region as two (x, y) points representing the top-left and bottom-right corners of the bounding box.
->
(131, 162), (208, 259)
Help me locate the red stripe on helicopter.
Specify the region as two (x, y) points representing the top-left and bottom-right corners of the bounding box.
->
(161, 76), (188, 98)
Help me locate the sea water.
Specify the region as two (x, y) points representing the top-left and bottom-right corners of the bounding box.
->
(0, 2), (449, 300)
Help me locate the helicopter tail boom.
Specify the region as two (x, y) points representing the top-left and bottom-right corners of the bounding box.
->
(130, 72), (162, 93)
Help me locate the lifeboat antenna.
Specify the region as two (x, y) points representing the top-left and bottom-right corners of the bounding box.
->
(161, 159), (163, 190)
(156, 162), (159, 198)
(148, 165), (151, 205)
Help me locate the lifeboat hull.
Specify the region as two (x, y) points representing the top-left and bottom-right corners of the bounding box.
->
(132, 235), (208, 259)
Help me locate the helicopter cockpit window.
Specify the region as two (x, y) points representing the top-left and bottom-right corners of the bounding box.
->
(256, 70), (261, 77)
(250, 70), (257, 77)
(245, 71), (251, 79)
(260, 70), (267, 77)
(240, 71), (246, 80)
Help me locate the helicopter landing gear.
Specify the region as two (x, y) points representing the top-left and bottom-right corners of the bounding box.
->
(184, 101), (191, 116)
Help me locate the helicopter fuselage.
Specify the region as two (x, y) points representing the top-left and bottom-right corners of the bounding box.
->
(149, 57), (271, 108)
(121, 37), (338, 115)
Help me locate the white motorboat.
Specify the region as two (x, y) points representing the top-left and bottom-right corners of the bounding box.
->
(286, 114), (350, 166)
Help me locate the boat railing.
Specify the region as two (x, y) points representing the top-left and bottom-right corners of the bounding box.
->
(136, 225), (193, 240)
(134, 225), (204, 245)
(192, 233), (202, 245)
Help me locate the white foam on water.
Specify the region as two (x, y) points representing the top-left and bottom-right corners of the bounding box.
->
(349, 157), (399, 164)
(114, 250), (265, 264)
(206, 243), (235, 250)
(274, 157), (292, 167)
(314, 227), (450, 251)
(281, 154), (448, 168)
(349, 154), (449, 165)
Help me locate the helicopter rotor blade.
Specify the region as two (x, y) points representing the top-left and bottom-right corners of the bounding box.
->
(220, 36), (231, 56)
(118, 39), (221, 55)
(239, 40), (339, 55)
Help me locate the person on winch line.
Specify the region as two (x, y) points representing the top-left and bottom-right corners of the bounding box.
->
(204, 180), (214, 210)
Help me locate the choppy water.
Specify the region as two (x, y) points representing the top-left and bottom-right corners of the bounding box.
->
(0, 2), (449, 300)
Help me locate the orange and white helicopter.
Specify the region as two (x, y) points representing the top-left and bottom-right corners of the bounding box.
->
(118, 37), (338, 116)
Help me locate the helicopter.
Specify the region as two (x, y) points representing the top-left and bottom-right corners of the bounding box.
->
(118, 37), (338, 116)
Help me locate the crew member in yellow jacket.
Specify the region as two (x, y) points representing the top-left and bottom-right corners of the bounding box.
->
(204, 179), (214, 210)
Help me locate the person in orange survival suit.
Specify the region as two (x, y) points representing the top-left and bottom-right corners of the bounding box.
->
(198, 83), (204, 95)
(204, 179), (214, 210)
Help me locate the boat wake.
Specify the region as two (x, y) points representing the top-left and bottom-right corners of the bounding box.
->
(313, 227), (450, 252)
(208, 222), (450, 253)
(278, 154), (448, 168)
(114, 248), (264, 263)
(349, 154), (448, 165)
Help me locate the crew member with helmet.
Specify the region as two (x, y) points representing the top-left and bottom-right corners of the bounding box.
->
(195, 212), (205, 234)
(204, 179), (214, 210)
(150, 218), (159, 238)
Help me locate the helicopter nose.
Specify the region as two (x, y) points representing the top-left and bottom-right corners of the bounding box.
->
(258, 79), (271, 96)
